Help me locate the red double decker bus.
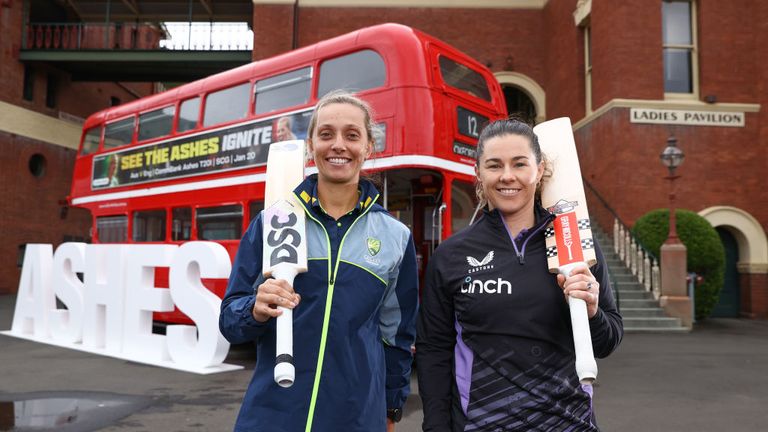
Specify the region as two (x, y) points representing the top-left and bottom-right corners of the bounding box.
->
(69, 23), (507, 324)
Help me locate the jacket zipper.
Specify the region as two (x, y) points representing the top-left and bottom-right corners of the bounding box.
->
(500, 212), (554, 265)
(300, 192), (379, 432)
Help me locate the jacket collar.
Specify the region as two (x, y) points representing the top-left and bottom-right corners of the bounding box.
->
(294, 174), (380, 214)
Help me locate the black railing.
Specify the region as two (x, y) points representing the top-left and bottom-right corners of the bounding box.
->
(22, 22), (253, 51)
(584, 179), (661, 299)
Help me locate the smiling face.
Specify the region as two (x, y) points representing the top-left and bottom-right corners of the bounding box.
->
(476, 133), (544, 219)
(276, 117), (294, 141)
(308, 102), (372, 186)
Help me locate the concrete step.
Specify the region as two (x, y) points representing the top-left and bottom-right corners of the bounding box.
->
(624, 326), (691, 333)
(620, 307), (669, 318)
(622, 316), (683, 328)
(615, 281), (645, 291)
(613, 274), (638, 282)
(620, 299), (662, 308)
(616, 290), (653, 300)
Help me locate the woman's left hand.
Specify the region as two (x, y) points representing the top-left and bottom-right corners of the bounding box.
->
(557, 264), (600, 319)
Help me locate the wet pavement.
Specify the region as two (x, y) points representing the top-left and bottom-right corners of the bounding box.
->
(2, 293), (767, 431)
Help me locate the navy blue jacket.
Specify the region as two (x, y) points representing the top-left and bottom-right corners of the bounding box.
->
(416, 206), (623, 431)
(220, 175), (418, 432)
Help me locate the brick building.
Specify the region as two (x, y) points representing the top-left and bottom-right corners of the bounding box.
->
(251, 0), (767, 317)
(2, 0), (766, 318)
(0, 0), (154, 294)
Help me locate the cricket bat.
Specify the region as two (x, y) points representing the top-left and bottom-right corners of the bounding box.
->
(533, 117), (598, 384)
(262, 139), (308, 388)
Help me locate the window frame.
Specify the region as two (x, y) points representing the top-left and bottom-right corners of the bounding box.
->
(584, 24), (593, 114)
(138, 105), (176, 143)
(317, 49), (386, 99)
(253, 66), (313, 116)
(202, 82), (252, 128)
(436, 54), (492, 103)
(103, 116), (137, 150)
(662, 0), (699, 100)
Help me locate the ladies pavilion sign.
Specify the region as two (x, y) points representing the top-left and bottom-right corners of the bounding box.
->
(630, 108), (745, 127)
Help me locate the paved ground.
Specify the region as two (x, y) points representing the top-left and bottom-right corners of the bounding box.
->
(1, 294), (767, 431)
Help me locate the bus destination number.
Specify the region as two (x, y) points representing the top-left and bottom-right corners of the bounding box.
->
(457, 107), (488, 139)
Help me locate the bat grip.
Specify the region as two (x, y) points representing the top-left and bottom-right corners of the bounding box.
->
(272, 267), (297, 388)
(560, 262), (598, 384)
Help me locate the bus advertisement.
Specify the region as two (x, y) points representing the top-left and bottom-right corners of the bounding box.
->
(6, 24), (507, 372)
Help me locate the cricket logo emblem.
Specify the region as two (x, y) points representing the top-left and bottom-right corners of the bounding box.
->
(367, 237), (381, 256)
(547, 199), (579, 215)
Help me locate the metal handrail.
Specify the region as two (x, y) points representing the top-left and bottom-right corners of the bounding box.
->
(22, 21), (252, 51)
(584, 180), (662, 299)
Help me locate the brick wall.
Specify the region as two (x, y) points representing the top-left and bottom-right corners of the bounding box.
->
(0, 131), (91, 294)
(253, 5), (547, 88)
(591, 0), (662, 107)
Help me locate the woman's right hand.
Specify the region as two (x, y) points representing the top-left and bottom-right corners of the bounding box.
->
(252, 279), (301, 323)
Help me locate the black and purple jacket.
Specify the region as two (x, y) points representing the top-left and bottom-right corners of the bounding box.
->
(416, 205), (623, 432)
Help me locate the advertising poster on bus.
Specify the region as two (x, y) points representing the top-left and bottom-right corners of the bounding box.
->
(91, 110), (311, 190)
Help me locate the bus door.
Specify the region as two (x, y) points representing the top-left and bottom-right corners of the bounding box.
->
(380, 168), (442, 281)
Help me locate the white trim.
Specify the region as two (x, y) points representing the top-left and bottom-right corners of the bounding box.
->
(573, 0), (591, 26)
(71, 155), (474, 205)
(662, 0), (699, 100)
(573, 98), (761, 130)
(253, 0), (549, 8)
(0, 101), (81, 150)
(698, 206), (768, 272)
(493, 71), (546, 124)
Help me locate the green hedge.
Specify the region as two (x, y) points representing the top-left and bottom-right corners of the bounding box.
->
(632, 209), (725, 320)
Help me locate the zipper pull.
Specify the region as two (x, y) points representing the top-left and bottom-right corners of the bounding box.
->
(517, 253), (525, 265)
(329, 276), (334, 285)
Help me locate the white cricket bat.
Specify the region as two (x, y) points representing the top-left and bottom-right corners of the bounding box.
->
(262, 139), (308, 388)
(533, 117), (598, 384)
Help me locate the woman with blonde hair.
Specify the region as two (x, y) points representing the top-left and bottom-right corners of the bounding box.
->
(221, 91), (418, 432)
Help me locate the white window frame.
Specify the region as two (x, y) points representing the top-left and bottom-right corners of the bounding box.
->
(663, 0), (699, 100)
(584, 24), (593, 113)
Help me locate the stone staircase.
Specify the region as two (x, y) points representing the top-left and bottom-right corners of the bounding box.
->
(592, 225), (689, 333)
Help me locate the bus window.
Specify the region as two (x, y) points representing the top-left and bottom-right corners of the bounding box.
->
(254, 67), (312, 115)
(249, 200), (264, 223)
(177, 97), (200, 133)
(318, 50), (386, 98)
(172, 207), (192, 241)
(138, 106), (175, 142)
(197, 204), (243, 240)
(451, 180), (478, 233)
(203, 83), (250, 127)
(96, 215), (128, 243)
(133, 209), (166, 242)
(438, 56), (491, 101)
(81, 126), (101, 155)
(104, 117), (135, 149)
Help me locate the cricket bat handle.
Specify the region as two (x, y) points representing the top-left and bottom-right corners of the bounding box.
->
(272, 266), (298, 388)
(560, 262), (598, 384)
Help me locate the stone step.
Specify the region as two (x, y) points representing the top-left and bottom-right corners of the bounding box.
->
(620, 307), (669, 318)
(616, 290), (653, 300)
(615, 281), (645, 291)
(622, 316), (683, 328)
(613, 274), (638, 282)
(620, 299), (661, 308)
(609, 269), (634, 278)
(624, 326), (691, 333)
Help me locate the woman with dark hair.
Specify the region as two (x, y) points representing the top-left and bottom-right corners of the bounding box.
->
(220, 91), (418, 432)
(416, 118), (623, 431)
